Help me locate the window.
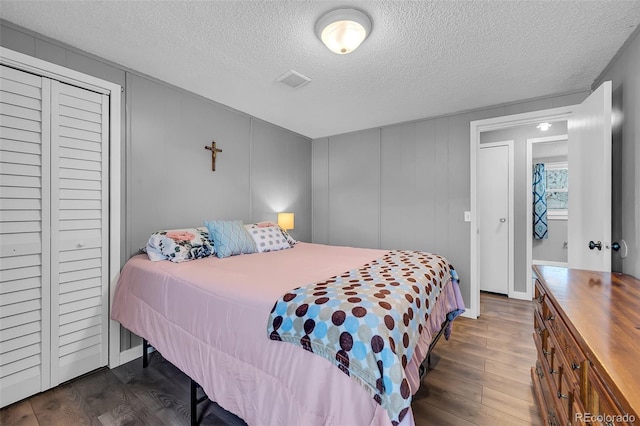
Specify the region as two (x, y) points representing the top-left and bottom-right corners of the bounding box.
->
(545, 162), (568, 219)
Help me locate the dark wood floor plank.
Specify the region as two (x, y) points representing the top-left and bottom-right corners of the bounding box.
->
(71, 367), (165, 426)
(0, 400), (39, 426)
(28, 381), (95, 426)
(110, 358), (191, 426)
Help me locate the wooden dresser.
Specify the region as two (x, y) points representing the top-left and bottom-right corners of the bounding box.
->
(531, 266), (639, 426)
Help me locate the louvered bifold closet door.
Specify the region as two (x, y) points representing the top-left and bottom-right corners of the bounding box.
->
(50, 81), (108, 386)
(0, 65), (51, 407)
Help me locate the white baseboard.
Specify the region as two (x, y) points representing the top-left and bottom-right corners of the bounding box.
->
(461, 309), (478, 319)
(533, 260), (568, 267)
(509, 290), (532, 301)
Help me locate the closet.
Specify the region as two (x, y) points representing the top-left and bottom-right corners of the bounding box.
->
(0, 61), (111, 407)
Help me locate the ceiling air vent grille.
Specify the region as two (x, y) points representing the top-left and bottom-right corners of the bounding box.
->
(276, 70), (311, 89)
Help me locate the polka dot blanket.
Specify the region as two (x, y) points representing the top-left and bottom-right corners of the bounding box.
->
(267, 250), (456, 425)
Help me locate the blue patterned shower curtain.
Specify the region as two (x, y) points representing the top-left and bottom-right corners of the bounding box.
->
(533, 163), (548, 239)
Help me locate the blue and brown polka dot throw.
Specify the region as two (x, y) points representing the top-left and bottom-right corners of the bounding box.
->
(267, 250), (456, 425)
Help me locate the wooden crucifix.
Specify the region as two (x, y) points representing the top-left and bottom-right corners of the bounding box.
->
(204, 140), (223, 171)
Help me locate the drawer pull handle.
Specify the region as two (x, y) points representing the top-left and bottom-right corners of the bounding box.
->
(549, 368), (558, 375)
(536, 295), (544, 304)
(535, 327), (543, 335)
(546, 314), (555, 321)
(557, 391), (568, 399)
(543, 349), (552, 356)
(571, 362), (580, 370)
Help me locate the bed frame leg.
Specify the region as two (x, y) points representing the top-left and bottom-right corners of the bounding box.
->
(191, 379), (198, 426)
(142, 338), (149, 368)
(190, 379), (209, 426)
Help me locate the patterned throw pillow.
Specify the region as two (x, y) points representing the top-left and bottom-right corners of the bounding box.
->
(145, 228), (214, 263)
(245, 223), (292, 252)
(279, 227), (297, 246)
(205, 220), (257, 259)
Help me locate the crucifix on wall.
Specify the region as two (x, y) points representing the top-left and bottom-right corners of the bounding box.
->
(204, 140), (223, 171)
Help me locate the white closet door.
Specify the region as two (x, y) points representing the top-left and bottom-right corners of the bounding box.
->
(50, 81), (109, 385)
(0, 65), (51, 407)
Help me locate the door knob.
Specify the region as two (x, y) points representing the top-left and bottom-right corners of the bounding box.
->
(588, 241), (602, 251)
(499, 218), (506, 223)
(612, 242), (621, 251)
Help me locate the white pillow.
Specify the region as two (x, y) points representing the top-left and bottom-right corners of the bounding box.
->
(244, 223), (292, 252)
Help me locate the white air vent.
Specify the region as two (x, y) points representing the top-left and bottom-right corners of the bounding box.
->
(276, 70), (311, 89)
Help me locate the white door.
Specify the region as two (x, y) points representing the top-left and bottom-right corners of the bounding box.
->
(478, 142), (513, 294)
(568, 81), (611, 271)
(0, 65), (52, 406)
(50, 80), (109, 385)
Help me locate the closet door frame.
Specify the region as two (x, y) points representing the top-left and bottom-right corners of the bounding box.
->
(0, 47), (122, 367)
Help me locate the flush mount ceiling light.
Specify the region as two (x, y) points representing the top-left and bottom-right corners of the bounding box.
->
(315, 8), (372, 54)
(537, 122), (552, 131)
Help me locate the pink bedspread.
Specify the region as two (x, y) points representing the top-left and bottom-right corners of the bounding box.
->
(111, 242), (465, 426)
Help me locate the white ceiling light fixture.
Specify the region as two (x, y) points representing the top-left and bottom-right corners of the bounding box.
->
(537, 122), (552, 131)
(315, 8), (372, 54)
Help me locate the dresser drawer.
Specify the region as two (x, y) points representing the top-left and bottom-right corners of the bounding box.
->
(585, 368), (632, 426)
(532, 361), (561, 426)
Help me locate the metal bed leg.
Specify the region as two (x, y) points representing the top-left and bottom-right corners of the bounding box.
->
(190, 379), (209, 426)
(141, 339), (206, 426)
(142, 338), (149, 368)
(191, 379), (198, 426)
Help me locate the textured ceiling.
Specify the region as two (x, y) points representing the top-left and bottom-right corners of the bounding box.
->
(1, 1), (639, 139)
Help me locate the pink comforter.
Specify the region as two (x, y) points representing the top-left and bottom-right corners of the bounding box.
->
(111, 242), (465, 426)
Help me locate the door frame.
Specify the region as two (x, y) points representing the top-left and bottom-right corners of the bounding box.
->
(478, 140), (514, 297)
(469, 106), (574, 318)
(526, 134), (569, 298)
(0, 47), (123, 367)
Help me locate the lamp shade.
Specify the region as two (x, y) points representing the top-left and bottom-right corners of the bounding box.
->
(315, 9), (371, 54)
(277, 212), (294, 230)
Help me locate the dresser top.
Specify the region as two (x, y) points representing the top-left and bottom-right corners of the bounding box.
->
(533, 265), (640, 416)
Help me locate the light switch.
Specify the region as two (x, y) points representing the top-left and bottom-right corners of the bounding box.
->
(464, 211), (471, 222)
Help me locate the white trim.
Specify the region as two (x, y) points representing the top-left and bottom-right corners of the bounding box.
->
(478, 140), (515, 300)
(108, 82), (122, 368)
(533, 260), (569, 267)
(0, 47), (123, 369)
(118, 346), (142, 366)
(526, 134), (568, 307)
(509, 290), (531, 301)
(1, 47), (110, 94)
(470, 106), (574, 319)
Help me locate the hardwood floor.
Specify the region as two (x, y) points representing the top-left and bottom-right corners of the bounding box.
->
(1, 293), (541, 426)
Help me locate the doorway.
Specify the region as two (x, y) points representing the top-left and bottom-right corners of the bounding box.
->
(469, 105), (575, 318)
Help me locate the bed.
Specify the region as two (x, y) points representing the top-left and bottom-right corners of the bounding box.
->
(111, 240), (465, 426)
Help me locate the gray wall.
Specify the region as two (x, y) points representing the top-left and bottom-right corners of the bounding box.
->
(0, 21), (313, 261)
(312, 93), (589, 307)
(595, 27), (640, 278)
